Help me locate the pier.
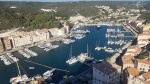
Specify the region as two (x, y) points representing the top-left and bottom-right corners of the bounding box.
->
(110, 53), (120, 63)
(24, 60), (70, 72)
(4, 54), (15, 63)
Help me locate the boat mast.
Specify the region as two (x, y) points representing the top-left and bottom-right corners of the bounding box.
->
(87, 44), (88, 56)
(16, 62), (21, 77)
(71, 45), (72, 57)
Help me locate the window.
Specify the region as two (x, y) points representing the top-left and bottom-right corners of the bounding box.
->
(140, 68), (142, 70)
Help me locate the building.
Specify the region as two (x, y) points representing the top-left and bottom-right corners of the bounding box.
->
(138, 39), (150, 46)
(135, 59), (150, 72)
(11, 34), (32, 48)
(122, 55), (135, 70)
(124, 67), (140, 84)
(93, 62), (121, 84)
(141, 24), (150, 32)
(137, 33), (150, 41)
(0, 38), (4, 53)
(125, 45), (141, 56)
(48, 28), (59, 37)
(124, 68), (150, 84)
(35, 29), (50, 42)
(1, 37), (12, 50)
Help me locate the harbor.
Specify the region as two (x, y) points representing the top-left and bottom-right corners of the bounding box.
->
(0, 25), (134, 84)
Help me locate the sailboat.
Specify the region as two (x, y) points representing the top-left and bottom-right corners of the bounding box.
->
(66, 45), (78, 65)
(10, 62), (28, 84)
(95, 41), (101, 51)
(77, 44), (94, 62)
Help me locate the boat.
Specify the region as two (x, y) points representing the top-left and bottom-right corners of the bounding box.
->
(10, 62), (29, 84)
(10, 75), (28, 84)
(95, 41), (101, 51)
(66, 45), (78, 65)
(29, 67), (35, 69)
(97, 25), (101, 28)
(77, 44), (94, 62)
(43, 68), (56, 80)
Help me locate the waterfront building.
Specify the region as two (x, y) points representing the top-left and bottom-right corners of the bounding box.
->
(48, 28), (59, 36)
(137, 33), (150, 41)
(35, 29), (50, 42)
(138, 39), (150, 46)
(122, 55), (135, 70)
(1, 36), (12, 50)
(125, 45), (141, 57)
(135, 59), (150, 72)
(57, 27), (68, 36)
(141, 24), (150, 32)
(93, 62), (121, 84)
(11, 34), (32, 48)
(0, 39), (4, 53)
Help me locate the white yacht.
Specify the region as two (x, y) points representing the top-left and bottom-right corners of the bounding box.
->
(10, 62), (29, 84)
(43, 68), (56, 80)
(66, 45), (78, 65)
(77, 44), (94, 62)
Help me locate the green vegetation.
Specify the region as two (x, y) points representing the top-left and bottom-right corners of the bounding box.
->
(0, 1), (138, 31)
(140, 12), (150, 23)
(137, 51), (149, 59)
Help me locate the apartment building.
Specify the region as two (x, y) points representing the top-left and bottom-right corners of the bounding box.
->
(93, 62), (121, 84)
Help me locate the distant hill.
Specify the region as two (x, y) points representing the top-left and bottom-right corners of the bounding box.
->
(0, 1), (138, 31)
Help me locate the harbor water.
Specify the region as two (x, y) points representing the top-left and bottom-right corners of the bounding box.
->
(0, 26), (133, 84)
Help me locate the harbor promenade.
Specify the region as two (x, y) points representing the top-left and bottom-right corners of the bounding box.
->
(81, 22), (121, 26)
(0, 34), (69, 56)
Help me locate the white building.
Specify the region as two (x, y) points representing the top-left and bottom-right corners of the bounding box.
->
(11, 34), (32, 48)
(125, 45), (141, 56)
(124, 68), (150, 84)
(93, 62), (121, 84)
(135, 59), (150, 72)
(137, 33), (150, 41)
(122, 55), (134, 70)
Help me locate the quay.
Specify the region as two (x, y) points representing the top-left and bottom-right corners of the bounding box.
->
(82, 23), (121, 26)
(0, 34), (69, 56)
(110, 41), (133, 63)
(4, 54), (15, 63)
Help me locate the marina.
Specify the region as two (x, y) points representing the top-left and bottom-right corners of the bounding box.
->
(0, 25), (134, 84)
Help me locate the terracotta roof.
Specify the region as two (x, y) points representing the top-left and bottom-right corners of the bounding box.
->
(137, 59), (150, 65)
(93, 62), (121, 75)
(142, 72), (150, 80)
(146, 80), (150, 84)
(126, 68), (140, 77)
(122, 55), (134, 64)
(138, 33), (150, 36)
(127, 45), (141, 51)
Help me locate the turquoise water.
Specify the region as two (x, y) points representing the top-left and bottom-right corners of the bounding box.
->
(0, 26), (133, 84)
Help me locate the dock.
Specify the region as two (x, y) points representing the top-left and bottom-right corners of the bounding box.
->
(110, 41), (132, 63)
(110, 53), (120, 63)
(122, 41), (132, 50)
(4, 54), (15, 63)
